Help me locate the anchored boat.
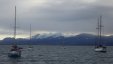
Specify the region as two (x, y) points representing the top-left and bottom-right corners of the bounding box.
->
(28, 24), (33, 50)
(94, 16), (107, 53)
(8, 6), (22, 58)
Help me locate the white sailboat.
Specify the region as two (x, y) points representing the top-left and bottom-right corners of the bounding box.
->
(94, 16), (107, 52)
(8, 6), (22, 58)
(28, 24), (33, 50)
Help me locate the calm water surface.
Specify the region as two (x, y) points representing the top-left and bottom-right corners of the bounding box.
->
(0, 45), (113, 64)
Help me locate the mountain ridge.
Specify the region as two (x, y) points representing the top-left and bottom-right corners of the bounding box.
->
(0, 33), (113, 45)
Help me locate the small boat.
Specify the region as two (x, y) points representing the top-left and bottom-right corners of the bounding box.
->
(8, 45), (21, 58)
(94, 16), (107, 53)
(28, 46), (33, 50)
(8, 6), (22, 58)
(28, 24), (33, 50)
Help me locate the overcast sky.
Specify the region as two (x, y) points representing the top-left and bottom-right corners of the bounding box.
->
(0, 0), (113, 39)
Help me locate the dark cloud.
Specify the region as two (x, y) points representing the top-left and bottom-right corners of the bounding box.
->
(0, 0), (113, 38)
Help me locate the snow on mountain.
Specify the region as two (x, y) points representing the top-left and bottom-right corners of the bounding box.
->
(32, 32), (79, 39)
(32, 33), (64, 39)
(32, 32), (95, 39)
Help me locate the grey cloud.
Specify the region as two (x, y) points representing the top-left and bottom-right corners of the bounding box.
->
(0, 0), (113, 36)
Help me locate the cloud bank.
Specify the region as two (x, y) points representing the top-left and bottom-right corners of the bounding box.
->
(0, 0), (113, 39)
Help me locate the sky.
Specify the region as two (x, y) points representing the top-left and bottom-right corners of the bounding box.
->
(0, 0), (113, 39)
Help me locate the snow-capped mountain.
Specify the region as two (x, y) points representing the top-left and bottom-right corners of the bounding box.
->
(1, 33), (113, 45)
(32, 32), (113, 39)
(32, 33), (94, 39)
(32, 33), (65, 39)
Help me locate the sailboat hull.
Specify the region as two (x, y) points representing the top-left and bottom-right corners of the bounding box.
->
(95, 47), (106, 53)
(8, 51), (21, 58)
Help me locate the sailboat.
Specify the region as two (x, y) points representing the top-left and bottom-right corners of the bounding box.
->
(8, 6), (22, 58)
(28, 24), (33, 50)
(94, 16), (107, 52)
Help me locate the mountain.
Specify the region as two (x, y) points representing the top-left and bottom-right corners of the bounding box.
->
(0, 33), (113, 45)
(32, 33), (64, 39)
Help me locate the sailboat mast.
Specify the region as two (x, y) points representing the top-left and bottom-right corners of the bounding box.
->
(97, 17), (100, 46)
(30, 24), (31, 40)
(14, 6), (17, 39)
(99, 16), (102, 45)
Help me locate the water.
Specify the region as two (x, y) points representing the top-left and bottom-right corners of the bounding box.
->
(0, 45), (113, 64)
